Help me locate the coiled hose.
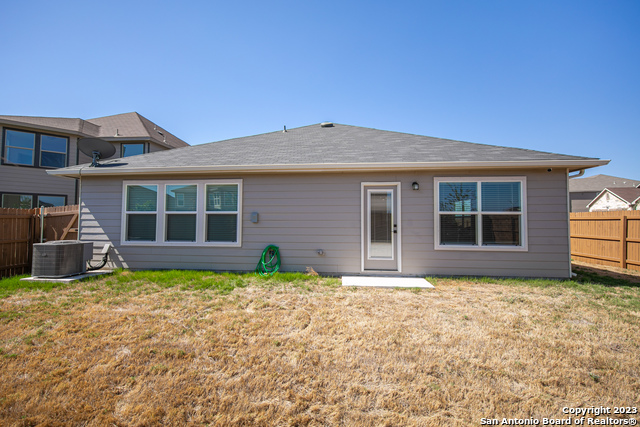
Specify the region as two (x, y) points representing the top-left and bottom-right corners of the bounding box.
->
(255, 245), (280, 276)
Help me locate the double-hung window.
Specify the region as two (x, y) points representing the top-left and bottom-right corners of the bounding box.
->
(166, 185), (197, 242)
(40, 135), (68, 167)
(124, 185), (158, 241)
(2, 129), (68, 168)
(122, 180), (242, 246)
(435, 177), (527, 250)
(206, 184), (239, 243)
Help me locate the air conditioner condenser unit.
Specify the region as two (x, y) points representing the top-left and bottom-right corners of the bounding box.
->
(32, 240), (93, 278)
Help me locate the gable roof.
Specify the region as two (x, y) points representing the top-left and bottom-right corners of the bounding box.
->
(588, 187), (640, 209)
(86, 112), (187, 149)
(49, 123), (608, 177)
(0, 112), (188, 149)
(569, 174), (640, 192)
(0, 115), (100, 136)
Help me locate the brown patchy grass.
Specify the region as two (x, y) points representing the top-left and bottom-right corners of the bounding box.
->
(0, 272), (639, 426)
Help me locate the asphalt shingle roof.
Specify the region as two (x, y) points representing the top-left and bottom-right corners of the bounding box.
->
(601, 187), (640, 204)
(86, 112), (187, 149)
(0, 112), (188, 148)
(52, 123), (606, 176)
(569, 174), (640, 192)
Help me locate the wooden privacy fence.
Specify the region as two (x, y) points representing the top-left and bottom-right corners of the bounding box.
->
(0, 205), (79, 278)
(570, 211), (640, 272)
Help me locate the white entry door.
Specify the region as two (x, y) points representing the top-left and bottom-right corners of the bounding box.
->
(362, 184), (400, 271)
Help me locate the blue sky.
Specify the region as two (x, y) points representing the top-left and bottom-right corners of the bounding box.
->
(2, 0), (638, 178)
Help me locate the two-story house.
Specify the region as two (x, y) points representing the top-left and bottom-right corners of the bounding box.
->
(0, 112), (189, 208)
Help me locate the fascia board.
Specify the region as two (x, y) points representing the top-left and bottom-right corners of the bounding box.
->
(47, 159), (611, 178)
(100, 137), (151, 142)
(0, 119), (86, 137)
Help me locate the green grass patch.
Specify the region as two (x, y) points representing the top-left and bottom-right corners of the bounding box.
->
(0, 275), (77, 299)
(0, 269), (337, 299)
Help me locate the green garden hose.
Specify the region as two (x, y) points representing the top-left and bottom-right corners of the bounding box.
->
(255, 245), (281, 276)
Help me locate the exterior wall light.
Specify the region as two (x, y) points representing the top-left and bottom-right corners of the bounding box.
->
(412, 182), (419, 191)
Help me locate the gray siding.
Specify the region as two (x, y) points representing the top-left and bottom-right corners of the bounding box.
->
(570, 191), (598, 212)
(0, 125), (77, 204)
(79, 169), (571, 278)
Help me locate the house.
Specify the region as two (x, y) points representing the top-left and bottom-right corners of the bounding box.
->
(48, 123), (609, 278)
(587, 187), (640, 212)
(0, 112), (188, 208)
(569, 174), (640, 212)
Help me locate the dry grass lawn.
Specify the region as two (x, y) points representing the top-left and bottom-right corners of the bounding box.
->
(0, 268), (639, 426)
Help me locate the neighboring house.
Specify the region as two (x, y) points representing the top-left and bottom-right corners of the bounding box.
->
(49, 123), (608, 278)
(569, 174), (640, 212)
(587, 187), (640, 212)
(0, 112), (188, 208)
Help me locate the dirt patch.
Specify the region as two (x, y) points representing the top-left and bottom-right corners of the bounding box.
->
(573, 260), (640, 283)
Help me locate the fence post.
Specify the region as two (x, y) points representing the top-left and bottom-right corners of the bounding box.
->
(620, 213), (628, 269)
(40, 206), (45, 243)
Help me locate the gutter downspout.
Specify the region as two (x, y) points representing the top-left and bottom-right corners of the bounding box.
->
(566, 168), (574, 279)
(40, 207), (44, 243)
(78, 165), (88, 241)
(568, 169), (585, 179)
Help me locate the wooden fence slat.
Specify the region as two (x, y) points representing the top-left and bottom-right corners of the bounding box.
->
(0, 205), (79, 278)
(570, 211), (640, 272)
(621, 216), (628, 269)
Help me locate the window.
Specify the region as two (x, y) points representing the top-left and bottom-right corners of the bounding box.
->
(122, 180), (242, 246)
(40, 135), (68, 167)
(124, 185), (158, 241)
(166, 184), (197, 242)
(1, 193), (66, 209)
(206, 184), (239, 243)
(37, 195), (66, 208)
(435, 177), (526, 250)
(121, 143), (145, 157)
(4, 130), (35, 165)
(2, 193), (33, 209)
(2, 129), (68, 168)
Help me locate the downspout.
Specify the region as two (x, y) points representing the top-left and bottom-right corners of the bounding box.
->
(40, 206), (44, 243)
(566, 168), (573, 278)
(568, 169), (585, 179)
(78, 166), (87, 241)
(567, 169), (585, 277)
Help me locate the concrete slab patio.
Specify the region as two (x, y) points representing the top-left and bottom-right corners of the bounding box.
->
(342, 276), (434, 288)
(20, 270), (114, 284)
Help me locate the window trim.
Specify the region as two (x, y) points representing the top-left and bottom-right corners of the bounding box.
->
(434, 176), (528, 252)
(1, 128), (69, 169)
(124, 184), (159, 242)
(121, 179), (243, 247)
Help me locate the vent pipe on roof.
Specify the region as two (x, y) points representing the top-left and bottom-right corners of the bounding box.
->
(283, 125), (287, 133)
(114, 128), (119, 137)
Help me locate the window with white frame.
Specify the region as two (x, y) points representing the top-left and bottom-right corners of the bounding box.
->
(166, 184), (197, 242)
(435, 177), (526, 250)
(205, 184), (239, 243)
(124, 185), (158, 242)
(122, 180), (242, 246)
